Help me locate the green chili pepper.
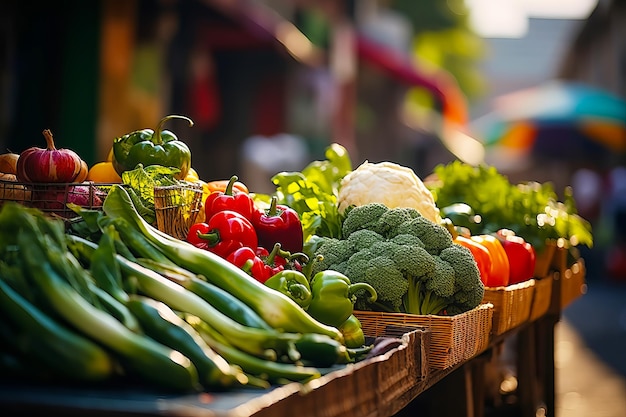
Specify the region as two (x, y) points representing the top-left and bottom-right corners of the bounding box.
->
(112, 115), (193, 180)
(306, 270), (377, 328)
(338, 314), (365, 348)
(265, 270), (312, 309)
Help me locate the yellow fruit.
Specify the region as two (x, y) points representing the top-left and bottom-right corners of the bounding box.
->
(106, 148), (114, 162)
(87, 161), (122, 183)
(185, 167), (200, 182)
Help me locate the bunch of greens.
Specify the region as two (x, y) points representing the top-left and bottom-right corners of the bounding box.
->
(427, 161), (593, 253)
(252, 143), (353, 242)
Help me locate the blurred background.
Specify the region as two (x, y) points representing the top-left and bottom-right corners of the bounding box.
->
(1, 0), (625, 414)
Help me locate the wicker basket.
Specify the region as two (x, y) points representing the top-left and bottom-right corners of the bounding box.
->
(0, 180), (111, 219)
(482, 279), (535, 336)
(354, 303), (493, 370)
(558, 258), (586, 309)
(528, 275), (554, 321)
(534, 241), (557, 278)
(154, 183), (203, 240)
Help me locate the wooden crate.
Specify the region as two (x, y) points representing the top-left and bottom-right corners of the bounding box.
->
(263, 327), (429, 417)
(354, 303), (493, 370)
(482, 280), (535, 335)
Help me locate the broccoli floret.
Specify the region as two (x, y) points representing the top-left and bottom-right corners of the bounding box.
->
(391, 216), (454, 255)
(369, 240), (402, 258)
(424, 256), (456, 298)
(439, 244), (485, 314)
(376, 207), (422, 237)
(346, 253), (408, 312)
(347, 229), (384, 251)
(341, 203), (389, 237)
(310, 237), (354, 274)
(390, 244), (435, 278)
(389, 233), (425, 248)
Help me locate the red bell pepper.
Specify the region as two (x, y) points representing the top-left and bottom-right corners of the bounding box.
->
(251, 196), (303, 254)
(185, 210), (258, 258)
(494, 229), (536, 284)
(204, 175), (255, 221)
(226, 246), (274, 283)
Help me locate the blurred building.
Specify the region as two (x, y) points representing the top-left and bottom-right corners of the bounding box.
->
(0, 0), (470, 187)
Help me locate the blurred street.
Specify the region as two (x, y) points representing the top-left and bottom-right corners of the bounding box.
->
(555, 279), (626, 417)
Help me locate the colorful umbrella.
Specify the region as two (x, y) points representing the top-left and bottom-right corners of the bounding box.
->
(472, 80), (626, 160)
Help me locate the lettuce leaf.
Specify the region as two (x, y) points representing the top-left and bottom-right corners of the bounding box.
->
(253, 143), (353, 242)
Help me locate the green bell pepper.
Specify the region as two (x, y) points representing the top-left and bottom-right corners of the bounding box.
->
(112, 115), (194, 180)
(264, 270), (312, 309)
(441, 202), (482, 234)
(338, 314), (365, 348)
(306, 270), (377, 328)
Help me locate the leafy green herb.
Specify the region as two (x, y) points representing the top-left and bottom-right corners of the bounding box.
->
(428, 161), (593, 252)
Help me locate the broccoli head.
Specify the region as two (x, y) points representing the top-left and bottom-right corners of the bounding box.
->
(341, 203), (389, 237)
(311, 203), (484, 317)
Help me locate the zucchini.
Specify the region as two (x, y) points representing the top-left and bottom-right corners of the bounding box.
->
(0, 278), (114, 382)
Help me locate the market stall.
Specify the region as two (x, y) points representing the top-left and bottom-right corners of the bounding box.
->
(0, 135), (590, 417)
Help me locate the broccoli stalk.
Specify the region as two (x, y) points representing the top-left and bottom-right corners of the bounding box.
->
(404, 276), (450, 316)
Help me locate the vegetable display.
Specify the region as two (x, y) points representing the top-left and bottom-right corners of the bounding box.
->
(0, 196), (371, 391)
(0, 133), (595, 402)
(428, 161), (593, 254)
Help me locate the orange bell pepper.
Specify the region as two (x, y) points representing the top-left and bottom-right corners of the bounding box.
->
(205, 179), (249, 194)
(470, 234), (511, 287)
(453, 235), (493, 286)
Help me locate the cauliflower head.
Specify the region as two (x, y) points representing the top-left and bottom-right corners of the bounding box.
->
(337, 161), (441, 224)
